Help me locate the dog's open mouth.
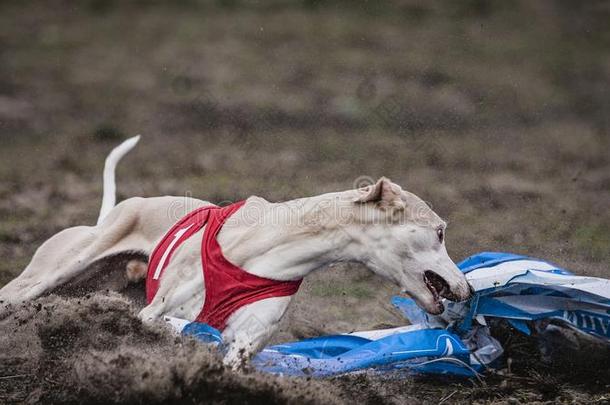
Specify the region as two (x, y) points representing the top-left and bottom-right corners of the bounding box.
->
(423, 270), (461, 313)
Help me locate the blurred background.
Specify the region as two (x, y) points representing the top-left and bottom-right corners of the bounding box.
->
(0, 0), (608, 338)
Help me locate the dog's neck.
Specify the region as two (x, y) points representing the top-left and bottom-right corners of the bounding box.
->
(217, 193), (368, 280)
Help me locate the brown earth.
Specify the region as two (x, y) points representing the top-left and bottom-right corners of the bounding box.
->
(0, 1), (609, 403)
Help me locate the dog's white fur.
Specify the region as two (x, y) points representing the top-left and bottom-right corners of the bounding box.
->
(0, 137), (472, 369)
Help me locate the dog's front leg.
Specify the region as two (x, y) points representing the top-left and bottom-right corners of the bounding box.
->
(221, 296), (292, 370)
(223, 330), (268, 371)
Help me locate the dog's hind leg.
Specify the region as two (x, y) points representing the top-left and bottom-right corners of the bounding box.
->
(0, 197), (152, 307)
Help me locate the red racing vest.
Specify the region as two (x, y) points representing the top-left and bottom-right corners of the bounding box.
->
(146, 201), (302, 331)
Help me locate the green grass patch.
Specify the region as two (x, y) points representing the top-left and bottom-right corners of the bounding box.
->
(573, 224), (610, 262)
(0, 257), (29, 289)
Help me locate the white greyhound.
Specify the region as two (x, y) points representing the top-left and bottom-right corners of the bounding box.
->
(0, 137), (472, 368)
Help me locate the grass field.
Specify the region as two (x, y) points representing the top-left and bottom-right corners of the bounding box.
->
(0, 1), (608, 403)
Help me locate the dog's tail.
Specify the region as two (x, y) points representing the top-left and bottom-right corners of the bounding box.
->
(97, 135), (141, 225)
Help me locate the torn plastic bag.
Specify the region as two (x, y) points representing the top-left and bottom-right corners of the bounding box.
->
(252, 327), (475, 377)
(447, 252), (610, 341)
(168, 251), (610, 377)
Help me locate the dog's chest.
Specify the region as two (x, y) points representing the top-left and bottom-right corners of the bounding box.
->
(155, 230), (206, 320)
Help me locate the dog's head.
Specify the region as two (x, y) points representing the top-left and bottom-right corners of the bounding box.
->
(343, 177), (472, 314)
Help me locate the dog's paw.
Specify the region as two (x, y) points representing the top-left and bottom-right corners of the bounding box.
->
(125, 260), (147, 283)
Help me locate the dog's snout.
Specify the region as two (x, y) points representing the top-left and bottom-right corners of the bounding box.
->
(453, 279), (474, 302)
(444, 272), (474, 302)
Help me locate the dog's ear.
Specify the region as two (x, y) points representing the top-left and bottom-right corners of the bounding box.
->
(355, 177), (405, 209)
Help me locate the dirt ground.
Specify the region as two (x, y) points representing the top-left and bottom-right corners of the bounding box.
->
(0, 1), (608, 403)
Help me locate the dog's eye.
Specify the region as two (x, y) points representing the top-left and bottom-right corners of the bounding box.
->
(437, 228), (444, 243)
